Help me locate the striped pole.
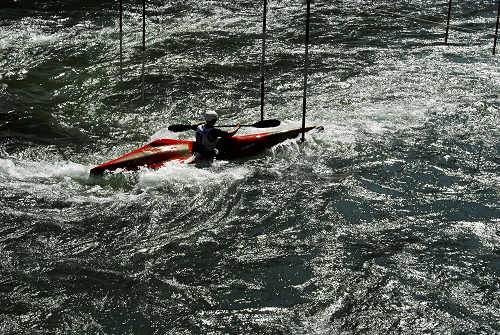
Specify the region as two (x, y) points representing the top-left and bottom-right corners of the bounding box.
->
(494, 0), (500, 55)
(260, 0), (268, 121)
(445, 0), (452, 44)
(301, 0), (311, 142)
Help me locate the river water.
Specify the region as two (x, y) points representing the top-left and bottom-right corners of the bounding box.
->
(1, 0), (499, 334)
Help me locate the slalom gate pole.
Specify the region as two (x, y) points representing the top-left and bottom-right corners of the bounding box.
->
(445, 0), (452, 44)
(141, 0), (146, 101)
(260, 0), (268, 121)
(141, 54), (145, 101)
(119, 0), (123, 82)
(142, 0), (146, 51)
(494, 0), (500, 55)
(301, 0), (311, 142)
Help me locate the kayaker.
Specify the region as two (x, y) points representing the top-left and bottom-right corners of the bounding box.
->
(189, 111), (241, 160)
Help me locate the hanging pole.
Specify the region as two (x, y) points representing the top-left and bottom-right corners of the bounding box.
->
(119, 0), (123, 82)
(142, 0), (146, 52)
(301, 0), (311, 142)
(494, 0), (500, 55)
(141, 0), (146, 101)
(260, 0), (268, 121)
(445, 0), (452, 44)
(141, 55), (145, 101)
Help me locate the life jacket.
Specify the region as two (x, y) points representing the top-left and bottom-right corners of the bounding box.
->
(195, 124), (218, 154)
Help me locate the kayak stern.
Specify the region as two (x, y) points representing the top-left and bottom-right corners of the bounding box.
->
(90, 139), (193, 175)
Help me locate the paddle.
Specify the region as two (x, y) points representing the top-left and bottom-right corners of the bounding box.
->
(168, 119), (280, 132)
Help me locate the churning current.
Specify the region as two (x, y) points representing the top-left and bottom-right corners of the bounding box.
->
(0, 0), (499, 334)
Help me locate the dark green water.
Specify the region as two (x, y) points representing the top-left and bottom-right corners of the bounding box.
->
(1, 0), (499, 334)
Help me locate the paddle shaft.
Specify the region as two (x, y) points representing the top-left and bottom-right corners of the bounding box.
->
(218, 124), (262, 128)
(168, 119), (280, 132)
(218, 119), (280, 128)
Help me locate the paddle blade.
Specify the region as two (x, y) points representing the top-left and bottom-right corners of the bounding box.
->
(251, 119), (280, 128)
(168, 124), (191, 132)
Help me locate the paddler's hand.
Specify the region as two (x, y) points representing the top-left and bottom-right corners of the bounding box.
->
(234, 123), (241, 133)
(228, 123), (241, 136)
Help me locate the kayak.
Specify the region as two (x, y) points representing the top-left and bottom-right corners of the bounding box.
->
(90, 126), (322, 175)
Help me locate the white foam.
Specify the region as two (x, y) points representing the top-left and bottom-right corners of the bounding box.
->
(0, 158), (89, 179)
(137, 160), (250, 188)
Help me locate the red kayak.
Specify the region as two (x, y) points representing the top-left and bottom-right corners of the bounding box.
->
(90, 126), (322, 175)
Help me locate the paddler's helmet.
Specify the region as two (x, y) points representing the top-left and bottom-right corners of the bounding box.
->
(204, 111), (218, 123)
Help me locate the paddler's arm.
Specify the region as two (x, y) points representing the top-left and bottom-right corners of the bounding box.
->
(226, 123), (241, 136)
(190, 121), (206, 131)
